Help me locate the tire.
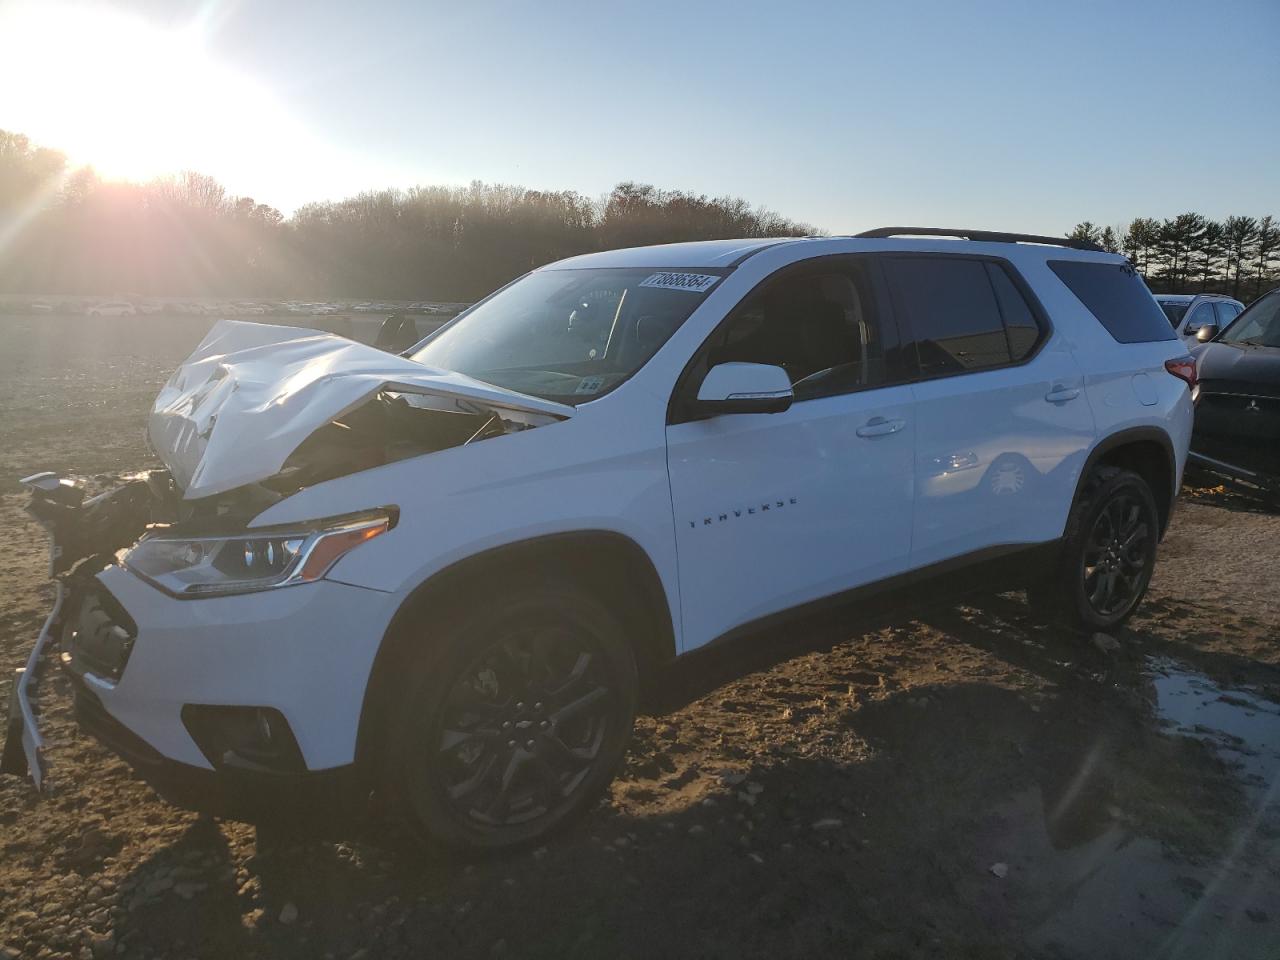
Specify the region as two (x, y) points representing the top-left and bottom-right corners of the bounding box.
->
(1029, 466), (1160, 632)
(379, 581), (638, 855)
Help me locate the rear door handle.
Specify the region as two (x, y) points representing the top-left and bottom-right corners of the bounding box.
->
(1045, 385), (1081, 403)
(856, 416), (906, 438)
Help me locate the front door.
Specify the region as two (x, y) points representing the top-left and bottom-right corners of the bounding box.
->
(665, 256), (916, 652)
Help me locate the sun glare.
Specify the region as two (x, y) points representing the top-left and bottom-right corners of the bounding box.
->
(0, 1), (337, 206)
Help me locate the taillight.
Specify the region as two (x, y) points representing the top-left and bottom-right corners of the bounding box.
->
(1164, 355), (1197, 390)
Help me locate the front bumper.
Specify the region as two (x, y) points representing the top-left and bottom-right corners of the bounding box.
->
(70, 674), (363, 822)
(4, 474), (398, 820)
(78, 565), (392, 771)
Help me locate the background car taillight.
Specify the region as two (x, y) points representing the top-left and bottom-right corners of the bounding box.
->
(1164, 355), (1197, 390)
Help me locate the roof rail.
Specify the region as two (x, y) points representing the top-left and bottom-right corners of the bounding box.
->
(854, 227), (1105, 253)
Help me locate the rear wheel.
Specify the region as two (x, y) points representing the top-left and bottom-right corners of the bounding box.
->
(381, 583), (637, 854)
(1029, 466), (1160, 632)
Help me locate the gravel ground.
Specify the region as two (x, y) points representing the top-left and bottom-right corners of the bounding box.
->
(2, 316), (1278, 960)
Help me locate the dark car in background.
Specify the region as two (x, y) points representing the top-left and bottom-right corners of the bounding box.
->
(1157, 293), (1245, 345)
(1190, 288), (1280, 496)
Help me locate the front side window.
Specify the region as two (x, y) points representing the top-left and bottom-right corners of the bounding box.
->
(705, 259), (891, 401)
(1218, 291), (1280, 347)
(411, 267), (722, 403)
(881, 257), (1041, 376)
(1185, 302), (1216, 332)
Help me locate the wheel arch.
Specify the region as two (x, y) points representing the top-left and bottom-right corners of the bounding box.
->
(1074, 427), (1177, 537)
(353, 530), (677, 773)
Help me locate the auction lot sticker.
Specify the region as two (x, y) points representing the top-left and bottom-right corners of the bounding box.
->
(639, 272), (721, 293)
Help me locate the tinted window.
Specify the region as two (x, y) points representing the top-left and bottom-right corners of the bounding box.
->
(710, 260), (892, 400)
(1048, 260), (1175, 343)
(985, 262), (1043, 361)
(882, 257), (1012, 375)
(1159, 301), (1189, 327)
(1185, 302), (1216, 332)
(1218, 291), (1280, 347)
(1214, 301), (1242, 325)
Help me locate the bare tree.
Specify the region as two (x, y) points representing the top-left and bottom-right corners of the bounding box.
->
(5, 127), (1278, 303)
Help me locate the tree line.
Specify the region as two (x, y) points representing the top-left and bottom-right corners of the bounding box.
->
(0, 130), (811, 301)
(3, 130), (1277, 302)
(1068, 214), (1279, 300)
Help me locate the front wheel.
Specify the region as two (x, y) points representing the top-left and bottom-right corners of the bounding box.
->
(1029, 466), (1160, 632)
(381, 583), (638, 854)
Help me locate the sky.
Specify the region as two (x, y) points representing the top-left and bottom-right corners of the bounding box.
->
(1, 0), (1277, 234)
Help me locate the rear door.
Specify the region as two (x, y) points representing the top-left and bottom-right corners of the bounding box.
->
(880, 255), (1096, 568)
(665, 256), (916, 651)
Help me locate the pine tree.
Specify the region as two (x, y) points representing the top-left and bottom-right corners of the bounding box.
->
(1223, 215), (1259, 299)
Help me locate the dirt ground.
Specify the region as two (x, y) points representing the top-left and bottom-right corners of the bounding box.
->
(2, 315), (1279, 960)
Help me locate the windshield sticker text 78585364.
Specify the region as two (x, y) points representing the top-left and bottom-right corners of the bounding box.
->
(638, 272), (720, 293)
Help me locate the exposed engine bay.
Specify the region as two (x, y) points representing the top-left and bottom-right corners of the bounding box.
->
(27, 389), (527, 574)
(265, 391), (512, 496)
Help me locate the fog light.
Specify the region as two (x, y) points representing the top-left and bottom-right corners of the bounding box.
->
(181, 705), (305, 774)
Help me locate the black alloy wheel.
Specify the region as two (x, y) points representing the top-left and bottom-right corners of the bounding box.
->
(1080, 490), (1153, 618)
(1028, 465), (1160, 631)
(437, 627), (618, 829)
(383, 583), (637, 854)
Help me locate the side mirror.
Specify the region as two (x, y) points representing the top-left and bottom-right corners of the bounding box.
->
(1195, 323), (1219, 343)
(692, 362), (793, 415)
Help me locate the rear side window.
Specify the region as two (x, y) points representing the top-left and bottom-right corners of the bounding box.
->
(985, 263), (1041, 361)
(881, 257), (1043, 377)
(1159, 301), (1189, 327)
(1048, 260), (1175, 343)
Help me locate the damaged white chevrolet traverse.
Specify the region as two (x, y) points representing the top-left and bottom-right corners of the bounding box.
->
(5, 229), (1195, 853)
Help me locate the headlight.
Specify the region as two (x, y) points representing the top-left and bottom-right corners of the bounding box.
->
(123, 512), (392, 597)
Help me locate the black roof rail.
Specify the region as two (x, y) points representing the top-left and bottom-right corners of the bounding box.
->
(853, 227), (1105, 253)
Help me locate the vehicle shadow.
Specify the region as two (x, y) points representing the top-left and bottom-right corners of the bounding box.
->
(1181, 467), (1280, 516)
(99, 590), (1277, 960)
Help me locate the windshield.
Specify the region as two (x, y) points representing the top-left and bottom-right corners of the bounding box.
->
(410, 268), (723, 402)
(1158, 301), (1189, 327)
(1218, 291), (1280, 347)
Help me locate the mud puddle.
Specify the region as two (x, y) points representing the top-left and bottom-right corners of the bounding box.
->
(975, 658), (1280, 959)
(1149, 656), (1280, 788)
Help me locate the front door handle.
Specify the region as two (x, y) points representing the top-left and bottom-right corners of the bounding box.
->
(1045, 385), (1081, 403)
(856, 416), (906, 438)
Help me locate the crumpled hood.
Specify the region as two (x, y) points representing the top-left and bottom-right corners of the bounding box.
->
(150, 320), (574, 500)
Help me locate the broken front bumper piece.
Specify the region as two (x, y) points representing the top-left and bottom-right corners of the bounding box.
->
(1, 582), (64, 788)
(1, 471), (158, 789)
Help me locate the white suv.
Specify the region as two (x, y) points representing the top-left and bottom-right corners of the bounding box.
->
(5, 229), (1195, 853)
